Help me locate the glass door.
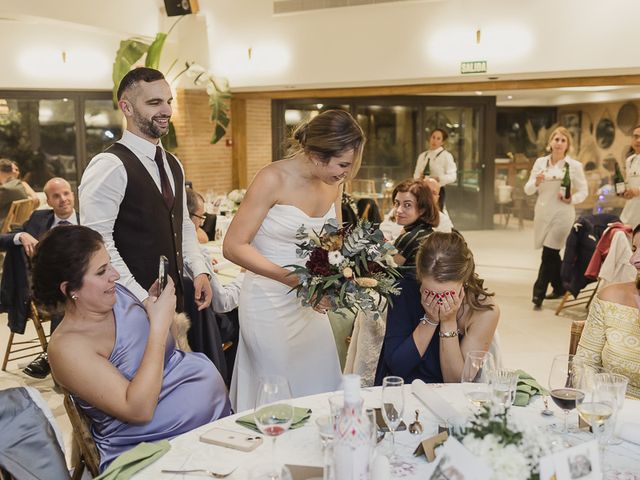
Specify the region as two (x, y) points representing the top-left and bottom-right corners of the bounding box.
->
(422, 100), (495, 230)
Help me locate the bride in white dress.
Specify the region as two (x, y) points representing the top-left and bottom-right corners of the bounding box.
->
(223, 110), (366, 411)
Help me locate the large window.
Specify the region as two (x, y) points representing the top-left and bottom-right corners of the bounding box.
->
(0, 91), (121, 191)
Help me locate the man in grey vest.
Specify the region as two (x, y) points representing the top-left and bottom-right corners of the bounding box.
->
(79, 67), (211, 312)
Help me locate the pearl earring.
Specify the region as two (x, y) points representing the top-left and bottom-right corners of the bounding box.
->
(71, 294), (78, 301)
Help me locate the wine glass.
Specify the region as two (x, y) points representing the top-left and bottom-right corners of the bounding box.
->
(254, 375), (294, 479)
(381, 376), (404, 464)
(595, 373), (629, 445)
(548, 354), (585, 438)
(461, 351), (495, 411)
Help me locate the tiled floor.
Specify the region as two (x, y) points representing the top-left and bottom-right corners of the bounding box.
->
(0, 217), (589, 466)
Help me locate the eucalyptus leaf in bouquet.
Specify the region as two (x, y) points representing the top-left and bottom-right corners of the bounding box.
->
(287, 219), (401, 318)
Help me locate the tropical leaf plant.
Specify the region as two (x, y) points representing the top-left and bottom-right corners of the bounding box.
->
(111, 18), (230, 146)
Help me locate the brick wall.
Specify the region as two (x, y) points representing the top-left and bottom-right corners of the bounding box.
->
(171, 89), (272, 193)
(171, 89), (234, 195)
(246, 99), (272, 183)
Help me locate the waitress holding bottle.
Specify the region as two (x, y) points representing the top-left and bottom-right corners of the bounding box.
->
(413, 128), (456, 211)
(620, 125), (640, 227)
(524, 127), (588, 309)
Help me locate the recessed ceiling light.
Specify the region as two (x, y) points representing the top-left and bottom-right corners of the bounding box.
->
(507, 95), (513, 100)
(475, 91), (483, 95)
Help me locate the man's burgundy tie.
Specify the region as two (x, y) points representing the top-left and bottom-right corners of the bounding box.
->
(154, 146), (174, 209)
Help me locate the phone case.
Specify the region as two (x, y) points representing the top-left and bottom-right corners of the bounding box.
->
(199, 427), (263, 452)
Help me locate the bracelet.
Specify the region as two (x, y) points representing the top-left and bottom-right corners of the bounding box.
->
(439, 329), (460, 338)
(419, 314), (439, 327)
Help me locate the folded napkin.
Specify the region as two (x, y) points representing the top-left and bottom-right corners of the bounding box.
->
(94, 440), (170, 480)
(411, 379), (460, 421)
(236, 407), (312, 433)
(513, 370), (548, 407)
(617, 422), (640, 445)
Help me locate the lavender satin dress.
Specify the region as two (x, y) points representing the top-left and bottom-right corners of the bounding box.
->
(73, 284), (231, 472)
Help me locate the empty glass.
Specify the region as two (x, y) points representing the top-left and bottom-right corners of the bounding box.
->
(381, 376), (404, 464)
(315, 415), (334, 450)
(461, 351), (495, 410)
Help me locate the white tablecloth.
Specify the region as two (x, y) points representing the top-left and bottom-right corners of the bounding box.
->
(132, 383), (640, 479)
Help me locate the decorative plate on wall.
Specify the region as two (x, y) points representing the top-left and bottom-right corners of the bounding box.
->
(596, 118), (615, 149)
(617, 102), (638, 136)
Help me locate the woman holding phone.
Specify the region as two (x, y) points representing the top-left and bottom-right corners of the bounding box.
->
(32, 226), (231, 472)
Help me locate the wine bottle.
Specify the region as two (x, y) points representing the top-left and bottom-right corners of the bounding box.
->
(333, 374), (371, 480)
(614, 161), (626, 195)
(422, 154), (431, 177)
(560, 163), (571, 200)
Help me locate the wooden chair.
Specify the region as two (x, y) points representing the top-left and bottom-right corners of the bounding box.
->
(569, 320), (586, 355)
(63, 392), (100, 480)
(1, 301), (49, 371)
(0, 198), (35, 234)
(554, 280), (600, 317)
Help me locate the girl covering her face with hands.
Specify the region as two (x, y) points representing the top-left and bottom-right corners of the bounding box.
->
(375, 231), (499, 385)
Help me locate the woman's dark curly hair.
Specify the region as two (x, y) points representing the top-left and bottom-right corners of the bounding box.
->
(416, 231), (494, 312)
(32, 225), (104, 309)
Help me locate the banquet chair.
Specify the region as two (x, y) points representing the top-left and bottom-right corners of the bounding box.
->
(568, 320), (586, 356)
(1, 301), (49, 371)
(0, 198), (35, 234)
(63, 391), (100, 480)
(554, 280), (600, 316)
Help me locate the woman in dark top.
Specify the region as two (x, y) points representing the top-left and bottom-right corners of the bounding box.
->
(391, 179), (439, 275)
(375, 231), (499, 385)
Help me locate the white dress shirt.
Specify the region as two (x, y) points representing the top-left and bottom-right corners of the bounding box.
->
(433, 211), (454, 233)
(79, 130), (207, 302)
(413, 147), (457, 186)
(13, 209), (78, 245)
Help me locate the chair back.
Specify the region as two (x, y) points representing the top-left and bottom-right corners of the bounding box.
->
(1, 199), (35, 233)
(63, 392), (100, 479)
(569, 320), (586, 355)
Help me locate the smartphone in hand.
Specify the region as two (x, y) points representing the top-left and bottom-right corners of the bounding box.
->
(158, 255), (169, 294)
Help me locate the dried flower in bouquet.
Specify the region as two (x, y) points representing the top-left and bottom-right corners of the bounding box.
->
(286, 218), (400, 318)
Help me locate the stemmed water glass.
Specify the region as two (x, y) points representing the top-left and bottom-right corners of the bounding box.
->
(381, 376), (404, 465)
(461, 351), (495, 410)
(254, 375), (294, 480)
(595, 373), (629, 445)
(548, 354), (585, 438)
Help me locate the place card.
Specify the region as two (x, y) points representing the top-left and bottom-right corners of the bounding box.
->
(428, 437), (492, 480)
(413, 431), (448, 462)
(285, 464), (323, 480)
(539, 440), (600, 480)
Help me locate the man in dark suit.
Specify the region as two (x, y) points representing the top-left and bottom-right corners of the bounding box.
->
(0, 177), (77, 378)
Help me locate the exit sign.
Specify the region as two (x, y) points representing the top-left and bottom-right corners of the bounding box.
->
(460, 61), (487, 74)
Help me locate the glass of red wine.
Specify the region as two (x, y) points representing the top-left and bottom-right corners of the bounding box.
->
(254, 375), (294, 479)
(548, 354), (585, 438)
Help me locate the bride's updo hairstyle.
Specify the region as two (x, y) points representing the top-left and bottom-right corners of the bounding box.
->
(32, 225), (104, 310)
(416, 231), (494, 312)
(289, 109), (366, 180)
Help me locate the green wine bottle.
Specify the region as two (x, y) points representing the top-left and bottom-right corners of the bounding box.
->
(422, 155), (431, 177)
(560, 163), (571, 200)
(614, 161), (626, 195)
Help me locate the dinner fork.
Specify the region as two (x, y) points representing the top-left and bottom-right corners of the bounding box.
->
(161, 467), (236, 478)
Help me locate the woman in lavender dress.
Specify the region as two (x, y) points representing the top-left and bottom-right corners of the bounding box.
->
(32, 226), (231, 472)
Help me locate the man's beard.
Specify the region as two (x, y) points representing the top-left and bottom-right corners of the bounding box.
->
(133, 109), (169, 139)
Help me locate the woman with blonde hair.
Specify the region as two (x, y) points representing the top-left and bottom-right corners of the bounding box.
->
(375, 231), (499, 384)
(224, 109), (365, 410)
(524, 126), (588, 309)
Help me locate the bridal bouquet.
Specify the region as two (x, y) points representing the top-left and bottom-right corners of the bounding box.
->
(455, 404), (556, 480)
(287, 218), (400, 318)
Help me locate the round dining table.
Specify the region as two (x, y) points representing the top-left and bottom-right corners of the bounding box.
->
(132, 382), (640, 479)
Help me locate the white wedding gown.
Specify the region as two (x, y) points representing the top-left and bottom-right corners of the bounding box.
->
(230, 204), (342, 411)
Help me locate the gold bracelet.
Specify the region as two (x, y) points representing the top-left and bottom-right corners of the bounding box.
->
(439, 329), (460, 338)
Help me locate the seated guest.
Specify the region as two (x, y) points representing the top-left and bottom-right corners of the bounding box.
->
(357, 198), (382, 225)
(575, 223), (640, 399)
(0, 158), (29, 226)
(11, 161), (40, 208)
(0, 177), (78, 379)
(392, 179), (439, 273)
(32, 226), (231, 472)
(186, 189), (210, 244)
(424, 177), (454, 233)
(375, 231), (499, 384)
